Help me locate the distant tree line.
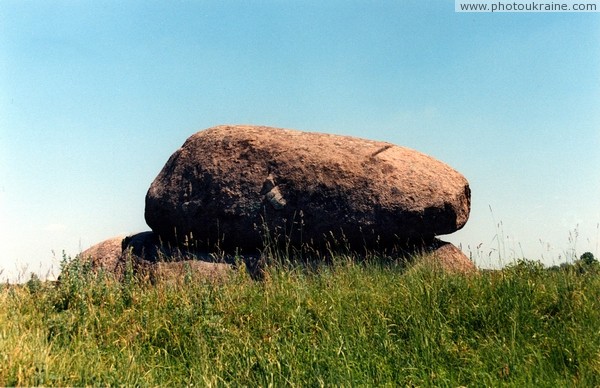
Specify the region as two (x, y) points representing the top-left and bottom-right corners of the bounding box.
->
(547, 252), (598, 274)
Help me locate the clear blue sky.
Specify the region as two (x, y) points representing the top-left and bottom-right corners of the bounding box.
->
(1, 1), (599, 281)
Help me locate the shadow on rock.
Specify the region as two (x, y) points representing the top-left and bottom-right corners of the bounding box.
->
(76, 231), (235, 283)
(75, 232), (476, 284)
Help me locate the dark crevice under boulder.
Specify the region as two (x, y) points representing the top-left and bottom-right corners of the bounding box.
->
(76, 232), (234, 282)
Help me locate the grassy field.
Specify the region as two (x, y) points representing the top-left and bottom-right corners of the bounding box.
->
(1, 253), (599, 386)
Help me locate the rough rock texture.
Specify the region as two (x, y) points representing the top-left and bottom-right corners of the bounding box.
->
(77, 232), (233, 281)
(426, 239), (477, 274)
(152, 260), (233, 284)
(121, 231), (172, 263)
(145, 125), (471, 252)
(78, 235), (125, 275)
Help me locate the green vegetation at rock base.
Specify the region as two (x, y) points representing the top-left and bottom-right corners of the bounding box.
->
(1, 253), (599, 386)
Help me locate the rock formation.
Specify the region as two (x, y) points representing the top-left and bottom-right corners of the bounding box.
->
(77, 232), (233, 281)
(77, 235), (125, 275)
(427, 239), (478, 274)
(78, 124), (476, 280)
(145, 125), (471, 253)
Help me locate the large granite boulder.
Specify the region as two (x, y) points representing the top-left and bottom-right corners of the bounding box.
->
(145, 125), (471, 252)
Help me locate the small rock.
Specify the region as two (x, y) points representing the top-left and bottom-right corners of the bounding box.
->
(422, 239), (477, 274)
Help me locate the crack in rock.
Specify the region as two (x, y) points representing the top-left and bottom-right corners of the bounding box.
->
(261, 174), (286, 210)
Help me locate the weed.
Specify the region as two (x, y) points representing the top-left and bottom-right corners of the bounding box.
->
(0, 249), (599, 386)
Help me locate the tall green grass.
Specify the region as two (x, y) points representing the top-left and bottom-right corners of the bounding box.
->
(1, 255), (599, 386)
